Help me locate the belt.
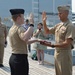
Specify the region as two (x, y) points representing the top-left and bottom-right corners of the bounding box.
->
(12, 53), (28, 57)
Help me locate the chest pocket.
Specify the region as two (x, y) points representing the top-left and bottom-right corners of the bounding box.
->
(59, 26), (67, 38)
(55, 25), (67, 38)
(55, 25), (63, 35)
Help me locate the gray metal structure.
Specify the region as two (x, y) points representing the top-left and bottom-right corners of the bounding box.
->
(32, 0), (72, 27)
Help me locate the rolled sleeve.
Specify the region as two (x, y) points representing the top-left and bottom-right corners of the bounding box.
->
(17, 26), (26, 40)
(17, 26), (33, 41)
(65, 25), (75, 40)
(65, 25), (75, 49)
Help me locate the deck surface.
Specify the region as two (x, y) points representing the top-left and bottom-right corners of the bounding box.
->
(0, 37), (75, 75)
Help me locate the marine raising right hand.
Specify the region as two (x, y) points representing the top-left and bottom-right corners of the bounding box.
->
(42, 12), (47, 21)
(29, 13), (34, 24)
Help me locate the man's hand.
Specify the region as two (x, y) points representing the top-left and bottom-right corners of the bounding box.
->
(42, 12), (47, 21)
(40, 40), (51, 47)
(37, 29), (41, 33)
(29, 13), (34, 24)
(4, 40), (7, 47)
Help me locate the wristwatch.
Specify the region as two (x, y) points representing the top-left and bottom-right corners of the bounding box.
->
(51, 44), (55, 48)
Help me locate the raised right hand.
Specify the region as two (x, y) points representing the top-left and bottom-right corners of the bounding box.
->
(40, 40), (52, 47)
(42, 12), (47, 21)
(29, 13), (34, 24)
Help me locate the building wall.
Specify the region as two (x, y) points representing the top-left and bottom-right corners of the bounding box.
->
(0, 0), (72, 28)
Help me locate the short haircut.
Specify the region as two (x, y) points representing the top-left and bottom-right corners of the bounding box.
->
(11, 14), (21, 21)
(38, 23), (43, 26)
(26, 19), (29, 22)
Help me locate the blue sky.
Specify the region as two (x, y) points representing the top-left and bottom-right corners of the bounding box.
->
(0, 0), (75, 18)
(72, 0), (75, 12)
